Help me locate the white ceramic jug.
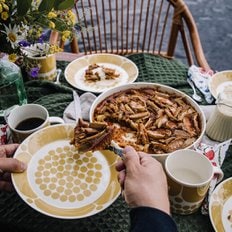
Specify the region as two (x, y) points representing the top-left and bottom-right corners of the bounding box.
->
(206, 90), (232, 142)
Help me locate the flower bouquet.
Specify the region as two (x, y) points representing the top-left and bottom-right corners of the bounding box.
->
(0, 0), (77, 79)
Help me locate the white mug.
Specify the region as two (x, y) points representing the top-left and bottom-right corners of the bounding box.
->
(7, 104), (64, 143)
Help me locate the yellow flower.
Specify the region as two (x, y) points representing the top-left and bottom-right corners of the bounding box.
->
(0, 4), (2, 13)
(1, 11), (8, 20)
(2, 2), (8, 11)
(8, 53), (17, 62)
(28, 29), (33, 35)
(48, 21), (55, 29)
(61, 30), (71, 41)
(49, 44), (63, 54)
(67, 10), (76, 25)
(58, 47), (63, 52)
(47, 11), (57, 19)
(36, 31), (42, 38)
(38, 27), (43, 33)
(62, 30), (71, 36)
(8, 32), (16, 42)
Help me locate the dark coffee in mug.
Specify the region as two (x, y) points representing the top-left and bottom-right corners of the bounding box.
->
(15, 117), (45, 131)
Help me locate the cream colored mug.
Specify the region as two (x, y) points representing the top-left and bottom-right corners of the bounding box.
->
(165, 149), (223, 215)
(7, 104), (64, 143)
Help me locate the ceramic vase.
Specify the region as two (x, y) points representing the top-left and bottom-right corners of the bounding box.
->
(26, 53), (57, 81)
(22, 43), (57, 81)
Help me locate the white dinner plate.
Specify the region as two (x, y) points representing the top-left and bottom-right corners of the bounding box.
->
(209, 177), (232, 232)
(64, 53), (138, 93)
(12, 124), (120, 219)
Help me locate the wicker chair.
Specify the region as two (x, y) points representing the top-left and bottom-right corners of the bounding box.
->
(50, 0), (210, 70)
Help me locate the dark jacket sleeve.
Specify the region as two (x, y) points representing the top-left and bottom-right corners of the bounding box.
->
(129, 206), (178, 232)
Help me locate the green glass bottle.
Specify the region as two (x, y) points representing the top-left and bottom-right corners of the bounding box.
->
(0, 59), (27, 116)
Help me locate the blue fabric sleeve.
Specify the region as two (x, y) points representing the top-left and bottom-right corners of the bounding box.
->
(130, 206), (178, 232)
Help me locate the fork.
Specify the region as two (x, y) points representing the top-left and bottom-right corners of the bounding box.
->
(107, 140), (123, 158)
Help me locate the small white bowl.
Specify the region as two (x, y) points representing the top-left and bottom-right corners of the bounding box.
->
(89, 82), (206, 164)
(209, 70), (232, 99)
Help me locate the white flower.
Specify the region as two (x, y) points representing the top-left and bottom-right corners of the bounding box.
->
(2, 24), (26, 48)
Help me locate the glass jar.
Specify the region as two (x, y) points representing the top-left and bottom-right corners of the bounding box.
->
(0, 59), (27, 117)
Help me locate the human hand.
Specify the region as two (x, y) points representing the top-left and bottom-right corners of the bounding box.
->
(0, 144), (27, 191)
(116, 146), (170, 215)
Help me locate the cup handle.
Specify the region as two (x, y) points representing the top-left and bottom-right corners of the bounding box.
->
(213, 165), (224, 183)
(49, 116), (64, 125)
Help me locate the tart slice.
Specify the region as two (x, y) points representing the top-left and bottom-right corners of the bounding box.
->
(70, 118), (114, 152)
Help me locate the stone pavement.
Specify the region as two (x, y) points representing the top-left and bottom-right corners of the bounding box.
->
(185, 0), (232, 71)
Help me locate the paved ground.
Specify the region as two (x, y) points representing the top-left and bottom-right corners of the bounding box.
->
(185, 0), (232, 71)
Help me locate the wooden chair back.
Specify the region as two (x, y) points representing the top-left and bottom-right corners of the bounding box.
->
(51, 0), (210, 70)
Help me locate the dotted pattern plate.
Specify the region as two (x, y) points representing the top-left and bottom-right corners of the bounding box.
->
(12, 124), (120, 219)
(64, 54), (138, 93)
(209, 177), (232, 231)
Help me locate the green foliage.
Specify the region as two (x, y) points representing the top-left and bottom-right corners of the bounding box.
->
(38, 0), (56, 12)
(54, 0), (74, 10)
(16, 0), (74, 15)
(16, 0), (32, 16)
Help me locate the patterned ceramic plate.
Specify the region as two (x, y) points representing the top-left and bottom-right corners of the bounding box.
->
(209, 70), (232, 98)
(64, 53), (138, 93)
(12, 124), (120, 219)
(209, 177), (232, 231)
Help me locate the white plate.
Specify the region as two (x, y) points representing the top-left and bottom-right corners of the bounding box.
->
(12, 124), (120, 219)
(64, 53), (138, 93)
(209, 177), (232, 232)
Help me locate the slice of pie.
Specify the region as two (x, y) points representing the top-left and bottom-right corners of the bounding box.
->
(70, 118), (113, 152)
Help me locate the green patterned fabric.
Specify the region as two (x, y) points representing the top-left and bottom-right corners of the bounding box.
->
(128, 53), (188, 86)
(0, 54), (231, 232)
(128, 53), (202, 99)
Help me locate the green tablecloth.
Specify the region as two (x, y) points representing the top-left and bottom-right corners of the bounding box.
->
(0, 53), (231, 231)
